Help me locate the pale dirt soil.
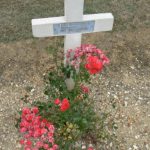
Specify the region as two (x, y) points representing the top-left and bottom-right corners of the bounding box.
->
(0, 27), (150, 150)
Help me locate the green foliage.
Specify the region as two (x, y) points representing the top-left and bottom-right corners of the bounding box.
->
(44, 62), (90, 101)
(33, 62), (112, 148)
(16, 43), (117, 149)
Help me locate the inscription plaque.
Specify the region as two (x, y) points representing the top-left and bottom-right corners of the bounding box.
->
(53, 21), (95, 35)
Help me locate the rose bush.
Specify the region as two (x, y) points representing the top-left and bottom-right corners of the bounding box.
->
(19, 107), (58, 150)
(16, 44), (114, 150)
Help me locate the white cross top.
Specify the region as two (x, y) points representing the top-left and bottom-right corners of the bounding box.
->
(32, 0), (114, 65)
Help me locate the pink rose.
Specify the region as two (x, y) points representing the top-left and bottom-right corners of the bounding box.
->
(25, 114), (35, 121)
(19, 139), (25, 145)
(48, 132), (53, 137)
(26, 140), (32, 146)
(25, 147), (31, 150)
(24, 134), (31, 139)
(36, 141), (43, 148)
(41, 128), (47, 134)
(20, 127), (27, 133)
(47, 124), (55, 133)
(20, 120), (30, 128)
(53, 144), (58, 149)
(43, 144), (49, 149)
(81, 85), (90, 94)
(33, 128), (41, 137)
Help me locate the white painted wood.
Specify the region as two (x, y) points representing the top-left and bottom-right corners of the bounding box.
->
(64, 0), (84, 65)
(31, 0), (114, 66)
(64, 34), (82, 64)
(64, 34), (82, 50)
(65, 0), (84, 22)
(32, 13), (114, 37)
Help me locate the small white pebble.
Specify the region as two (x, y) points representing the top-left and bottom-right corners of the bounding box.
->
(125, 97), (129, 100)
(138, 97), (143, 100)
(45, 95), (49, 100)
(31, 88), (35, 93)
(145, 144), (149, 149)
(135, 135), (140, 139)
(110, 142), (113, 147)
(124, 101), (128, 107)
(16, 143), (21, 148)
(130, 66), (135, 69)
(145, 133), (148, 136)
(133, 144), (138, 150)
(114, 95), (118, 99)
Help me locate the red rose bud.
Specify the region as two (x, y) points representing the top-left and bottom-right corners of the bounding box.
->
(81, 85), (90, 94)
(54, 99), (61, 105)
(31, 107), (39, 114)
(60, 98), (70, 112)
(85, 55), (103, 74)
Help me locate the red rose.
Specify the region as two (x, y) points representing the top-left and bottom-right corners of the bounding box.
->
(41, 128), (47, 134)
(25, 114), (35, 121)
(85, 55), (103, 74)
(31, 107), (39, 114)
(60, 98), (70, 112)
(54, 98), (61, 105)
(33, 128), (42, 137)
(41, 118), (48, 124)
(22, 108), (31, 115)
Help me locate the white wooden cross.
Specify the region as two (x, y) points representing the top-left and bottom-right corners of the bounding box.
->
(32, 0), (114, 65)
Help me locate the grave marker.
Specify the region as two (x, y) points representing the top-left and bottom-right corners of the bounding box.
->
(32, 0), (114, 65)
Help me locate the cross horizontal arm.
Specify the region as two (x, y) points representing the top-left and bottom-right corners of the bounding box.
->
(32, 13), (114, 37)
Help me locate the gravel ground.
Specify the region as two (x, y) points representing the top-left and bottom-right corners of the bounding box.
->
(0, 27), (150, 150)
(0, 0), (150, 149)
(91, 69), (150, 150)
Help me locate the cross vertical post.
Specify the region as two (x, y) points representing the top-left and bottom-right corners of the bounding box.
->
(32, 1), (114, 66)
(64, 0), (84, 65)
